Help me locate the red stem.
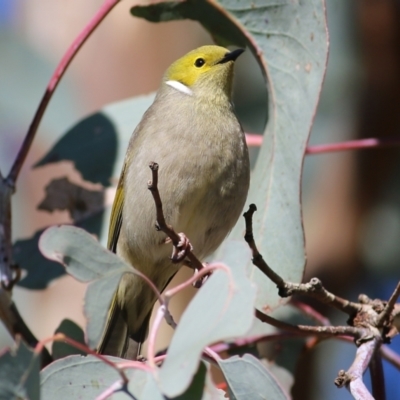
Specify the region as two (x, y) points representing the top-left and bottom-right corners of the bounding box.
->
(8, 0), (121, 183)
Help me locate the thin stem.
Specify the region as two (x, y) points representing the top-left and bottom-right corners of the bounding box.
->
(37, 333), (130, 383)
(164, 263), (231, 299)
(290, 299), (331, 326)
(8, 0), (121, 183)
(380, 345), (400, 371)
(243, 204), (285, 286)
(255, 309), (362, 339)
(243, 205), (360, 316)
(335, 338), (380, 400)
(147, 162), (204, 273)
(245, 133), (263, 147)
(377, 281), (400, 327)
(244, 133), (400, 154)
(369, 351), (386, 400)
(146, 305), (166, 370)
(306, 136), (400, 155)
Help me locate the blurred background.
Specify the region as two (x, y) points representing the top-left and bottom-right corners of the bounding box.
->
(0, 0), (399, 399)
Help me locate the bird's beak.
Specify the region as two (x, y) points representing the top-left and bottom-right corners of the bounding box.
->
(216, 48), (245, 64)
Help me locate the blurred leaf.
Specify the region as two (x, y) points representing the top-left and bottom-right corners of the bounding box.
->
(13, 228), (64, 289)
(14, 209), (106, 289)
(35, 113), (117, 187)
(38, 177), (104, 221)
(39, 225), (133, 348)
(0, 340), (40, 400)
(219, 354), (290, 400)
(35, 94), (155, 187)
(52, 319), (86, 360)
(158, 261), (256, 397)
(14, 95), (156, 289)
(132, 0), (329, 311)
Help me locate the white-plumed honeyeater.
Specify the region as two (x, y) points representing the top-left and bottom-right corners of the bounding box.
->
(97, 45), (250, 359)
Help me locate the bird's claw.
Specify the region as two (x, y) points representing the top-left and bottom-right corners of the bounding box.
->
(171, 233), (193, 263)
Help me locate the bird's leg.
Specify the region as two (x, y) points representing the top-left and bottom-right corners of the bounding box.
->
(183, 260), (211, 288)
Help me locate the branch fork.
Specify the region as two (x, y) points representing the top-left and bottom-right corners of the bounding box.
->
(244, 203), (400, 400)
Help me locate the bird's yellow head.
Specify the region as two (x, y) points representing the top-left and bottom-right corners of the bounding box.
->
(164, 45), (244, 99)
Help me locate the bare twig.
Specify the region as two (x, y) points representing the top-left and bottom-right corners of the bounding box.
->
(147, 162), (207, 284)
(244, 204), (360, 316)
(335, 338), (380, 400)
(244, 205), (400, 399)
(369, 351), (386, 400)
(243, 204), (285, 287)
(376, 281), (400, 328)
(255, 309), (362, 339)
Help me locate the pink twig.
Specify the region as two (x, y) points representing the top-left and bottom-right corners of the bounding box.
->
(132, 268), (164, 306)
(203, 346), (221, 362)
(380, 345), (400, 371)
(164, 263), (232, 299)
(37, 333), (129, 383)
(290, 299), (331, 326)
(147, 305), (168, 370)
(245, 133), (263, 147)
(306, 137), (400, 155)
(8, 0), (121, 182)
(153, 354), (167, 364)
(96, 381), (126, 400)
(244, 133), (400, 154)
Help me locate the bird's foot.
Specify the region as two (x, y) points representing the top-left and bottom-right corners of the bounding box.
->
(192, 265), (211, 288)
(171, 232), (193, 263)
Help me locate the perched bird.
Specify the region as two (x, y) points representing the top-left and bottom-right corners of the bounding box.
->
(97, 45), (250, 359)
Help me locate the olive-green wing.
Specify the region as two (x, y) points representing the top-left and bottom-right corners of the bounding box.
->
(107, 163), (126, 253)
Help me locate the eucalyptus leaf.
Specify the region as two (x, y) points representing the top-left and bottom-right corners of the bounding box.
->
(39, 225), (134, 348)
(14, 209), (106, 289)
(41, 355), (131, 400)
(34, 113), (118, 187)
(0, 340), (40, 400)
(41, 356), (223, 400)
(219, 354), (290, 400)
(158, 260), (256, 397)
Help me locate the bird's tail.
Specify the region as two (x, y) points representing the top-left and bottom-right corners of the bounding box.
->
(97, 292), (150, 360)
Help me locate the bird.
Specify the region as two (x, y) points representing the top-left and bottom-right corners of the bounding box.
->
(97, 45), (250, 359)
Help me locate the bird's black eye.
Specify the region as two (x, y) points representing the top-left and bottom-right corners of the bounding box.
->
(194, 58), (205, 68)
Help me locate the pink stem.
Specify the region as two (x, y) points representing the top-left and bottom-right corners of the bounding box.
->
(245, 133), (400, 154)
(8, 0), (121, 182)
(245, 133), (263, 147)
(146, 305), (166, 370)
(306, 136), (400, 155)
(164, 263), (232, 298)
